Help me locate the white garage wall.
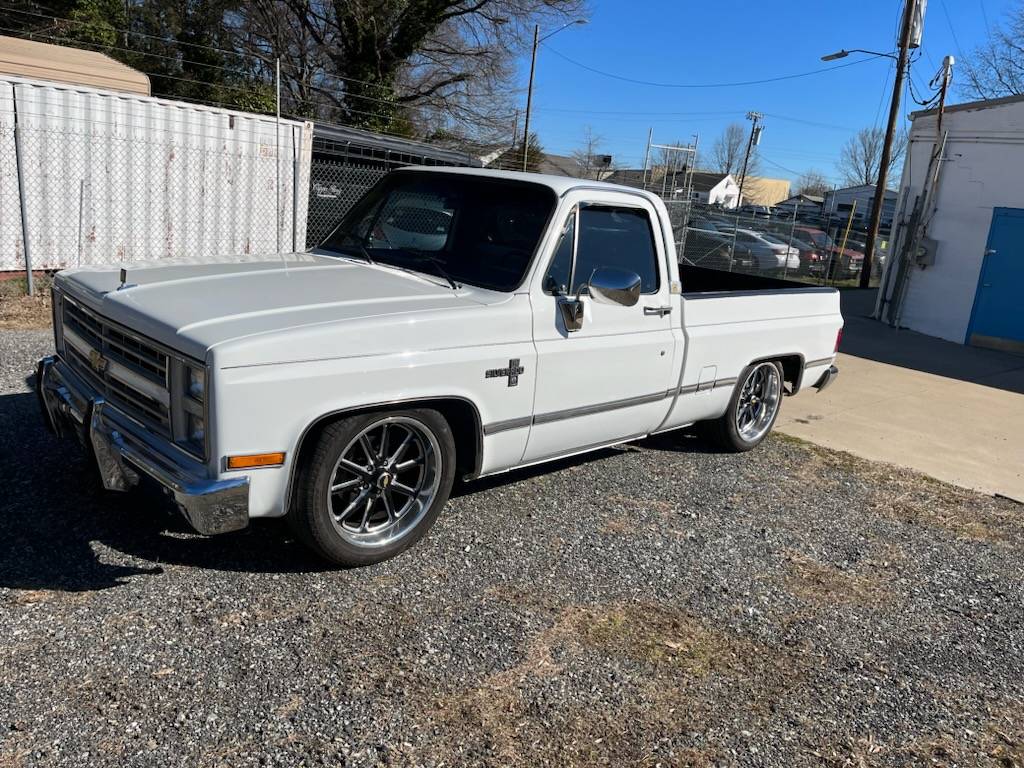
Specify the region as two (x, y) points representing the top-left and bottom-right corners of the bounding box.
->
(886, 97), (1024, 343)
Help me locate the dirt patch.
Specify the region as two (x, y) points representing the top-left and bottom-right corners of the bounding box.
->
(0, 274), (53, 330)
(782, 439), (1024, 546)
(783, 550), (896, 608)
(425, 602), (803, 766)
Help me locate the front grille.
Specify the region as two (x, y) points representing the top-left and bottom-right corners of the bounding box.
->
(60, 297), (172, 438)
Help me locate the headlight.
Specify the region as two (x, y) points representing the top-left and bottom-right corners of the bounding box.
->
(187, 412), (205, 445)
(187, 366), (205, 401)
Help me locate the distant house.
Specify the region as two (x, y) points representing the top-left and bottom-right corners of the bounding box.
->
(686, 172), (740, 208)
(775, 193), (824, 215)
(823, 184), (897, 227)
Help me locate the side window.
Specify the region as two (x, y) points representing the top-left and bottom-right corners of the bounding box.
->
(544, 212), (575, 294)
(573, 206), (660, 294)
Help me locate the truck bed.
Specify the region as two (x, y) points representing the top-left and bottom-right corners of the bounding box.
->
(679, 264), (810, 294)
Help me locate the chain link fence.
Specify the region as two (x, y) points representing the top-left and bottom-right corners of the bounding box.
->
(1, 77), (311, 279)
(305, 160), (387, 248)
(665, 197), (882, 285)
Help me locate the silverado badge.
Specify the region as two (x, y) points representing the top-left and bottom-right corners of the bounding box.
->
(485, 358), (524, 387)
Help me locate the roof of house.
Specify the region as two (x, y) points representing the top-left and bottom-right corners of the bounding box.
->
(600, 168), (653, 187)
(689, 172), (730, 192)
(538, 153), (582, 177)
(780, 193), (824, 204)
(0, 35), (150, 95)
(826, 184), (898, 197)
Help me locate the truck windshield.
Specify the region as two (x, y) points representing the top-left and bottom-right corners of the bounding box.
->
(318, 172), (556, 292)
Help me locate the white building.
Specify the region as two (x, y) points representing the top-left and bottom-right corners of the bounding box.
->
(878, 94), (1024, 353)
(823, 184), (897, 227)
(687, 172), (740, 208)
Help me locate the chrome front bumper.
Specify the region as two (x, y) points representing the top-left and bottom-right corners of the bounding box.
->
(36, 356), (249, 535)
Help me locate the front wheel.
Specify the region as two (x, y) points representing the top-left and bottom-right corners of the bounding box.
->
(290, 409), (456, 566)
(701, 361), (784, 452)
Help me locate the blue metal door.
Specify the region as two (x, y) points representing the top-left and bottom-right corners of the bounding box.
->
(968, 207), (1024, 353)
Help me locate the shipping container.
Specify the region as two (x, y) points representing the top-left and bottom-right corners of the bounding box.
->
(0, 75), (312, 272)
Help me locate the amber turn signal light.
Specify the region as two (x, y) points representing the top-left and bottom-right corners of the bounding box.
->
(226, 452), (285, 470)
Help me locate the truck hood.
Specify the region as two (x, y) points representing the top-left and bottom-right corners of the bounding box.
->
(54, 253), (499, 364)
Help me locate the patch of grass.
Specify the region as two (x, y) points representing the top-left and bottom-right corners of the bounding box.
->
(424, 602), (803, 766)
(783, 550), (895, 608)
(0, 273), (54, 330)
(774, 437), (1024, 546)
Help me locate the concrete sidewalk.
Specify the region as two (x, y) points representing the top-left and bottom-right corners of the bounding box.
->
(777, 290), (1024, 502)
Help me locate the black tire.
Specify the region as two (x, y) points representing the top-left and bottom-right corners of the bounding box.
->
(701, 361), (784, 453)
(290, 408), (456, 567)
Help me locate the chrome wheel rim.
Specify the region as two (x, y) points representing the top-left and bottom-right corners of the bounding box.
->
(326, 416), (441, 549)
(735, 363), (782, 443)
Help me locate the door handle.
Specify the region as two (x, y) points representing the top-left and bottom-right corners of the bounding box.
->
(644, 305), (673, 316)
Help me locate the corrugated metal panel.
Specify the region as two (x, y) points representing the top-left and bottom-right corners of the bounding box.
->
(0, 75), (311, 271)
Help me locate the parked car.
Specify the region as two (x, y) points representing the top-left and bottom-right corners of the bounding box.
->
(735, 228), (800, 274)
(680, 225), (757, 272)
(738, 204), (773, 219)
(37, 168), (842, 566)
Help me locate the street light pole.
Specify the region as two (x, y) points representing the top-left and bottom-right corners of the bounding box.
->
(520, 18), (586, 172)
(521, 24), (540, 172)
(861, 0), (916, 288)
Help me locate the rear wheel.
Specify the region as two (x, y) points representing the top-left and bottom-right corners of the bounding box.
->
(291, 409), (455, 566)
(702, 361), (784, 452)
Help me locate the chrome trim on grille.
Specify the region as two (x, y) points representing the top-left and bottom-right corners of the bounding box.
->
(54, 290), (207, 459)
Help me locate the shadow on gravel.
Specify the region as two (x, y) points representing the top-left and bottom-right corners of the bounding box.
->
(0, 391), (328, 593)
(0, 384), (724, 592)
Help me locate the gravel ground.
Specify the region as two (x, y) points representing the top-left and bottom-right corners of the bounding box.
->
(2, 329), (1023, 768)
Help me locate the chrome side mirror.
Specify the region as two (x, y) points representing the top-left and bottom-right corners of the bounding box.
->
(557, 267), (642, 333)
(586, 267), (641, 307)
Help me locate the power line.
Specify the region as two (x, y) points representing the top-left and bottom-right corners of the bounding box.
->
(543, 45), (888, 88)
(938, 0), (967, 60)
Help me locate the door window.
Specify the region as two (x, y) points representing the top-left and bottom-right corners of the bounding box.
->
(573, 206), (660, 294)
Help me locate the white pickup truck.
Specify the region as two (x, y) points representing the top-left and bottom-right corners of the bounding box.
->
(37, 168), (841, 566)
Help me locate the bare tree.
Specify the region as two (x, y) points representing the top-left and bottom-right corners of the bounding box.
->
(570, 126), (607, 179)
(837, 127), (908, 187)
(710, 123), (757, 177)
(960, 1), (1024, 99)
(265, 0), (584, 136)
(794, 169), (831, 197)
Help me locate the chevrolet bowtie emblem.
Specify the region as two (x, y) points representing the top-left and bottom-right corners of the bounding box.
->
(485, 358), (525, 387)
(89, 349), (109, 374)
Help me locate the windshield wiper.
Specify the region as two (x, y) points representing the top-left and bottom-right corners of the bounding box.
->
(398, 250), (460, 290)
(320, 229), (375, 265)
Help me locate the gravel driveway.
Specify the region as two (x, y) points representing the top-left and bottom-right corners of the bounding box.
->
(2, 329), (1023, 767)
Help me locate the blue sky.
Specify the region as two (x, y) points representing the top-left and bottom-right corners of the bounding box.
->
(519, 0), (1009, 185)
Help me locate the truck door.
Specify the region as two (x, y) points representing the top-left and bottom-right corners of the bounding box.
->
(523, 192), (677, 463)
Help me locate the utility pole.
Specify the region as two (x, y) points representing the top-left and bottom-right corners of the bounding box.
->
(736, 111), (763, 208)
(521, 24), (539, 172)
(861, 0), (917, 289)
(519, 19), (587, 172)
(934, 55), (954, 140)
